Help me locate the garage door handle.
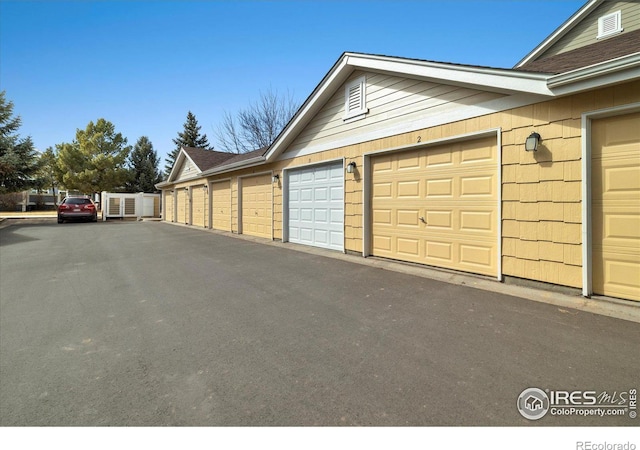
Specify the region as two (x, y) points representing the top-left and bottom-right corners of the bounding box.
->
(419, 216), (427, 224)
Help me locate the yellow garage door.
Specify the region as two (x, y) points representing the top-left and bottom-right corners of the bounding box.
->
(212, 180), (231, 231)
(191, 185), (207, 228)
(592, 112), (640, 301)
(241, 174), (272, 239)
(164, 191), (174, 222)
(371, 136), (498, 276)
(176, 188), (187, 224)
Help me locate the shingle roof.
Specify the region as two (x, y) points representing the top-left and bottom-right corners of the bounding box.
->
(517, 29), (640, 74)
(182, 147), (236, 171)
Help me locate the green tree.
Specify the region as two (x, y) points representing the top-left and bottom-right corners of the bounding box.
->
(0, 91), (40, 193)
(34, 146), (62, 204)
(127, 136), (161, 192)
(165, 111), (212, 176)
(57, 118), (131, 193)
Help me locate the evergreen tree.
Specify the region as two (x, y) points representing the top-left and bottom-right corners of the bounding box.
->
(165, 111), (212, 176)
(34, 147), (62, 203)
(127, 136), (161, 192)
(57, 118), (131, 193)
(0, 91), (40, 193)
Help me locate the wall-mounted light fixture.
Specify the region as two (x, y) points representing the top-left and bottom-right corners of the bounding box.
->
(203, 184), (208, 192)
(525, 132), (541, 152)
(272, 174), (280, 183)
(346, 161), (357, 174)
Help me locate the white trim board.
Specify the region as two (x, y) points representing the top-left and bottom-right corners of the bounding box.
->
(277, 94), (545, 161)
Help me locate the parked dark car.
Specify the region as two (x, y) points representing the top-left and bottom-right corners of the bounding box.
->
(57, 197), (98, 223)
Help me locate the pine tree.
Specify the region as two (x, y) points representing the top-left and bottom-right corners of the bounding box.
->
(56, 118), (131, 193)
(127, 136), (161, 192)
(0, 91), (40, 193)
(164, 111), (212, 176)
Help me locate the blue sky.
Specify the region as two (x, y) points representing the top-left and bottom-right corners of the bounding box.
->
(1, 0), (585, 166)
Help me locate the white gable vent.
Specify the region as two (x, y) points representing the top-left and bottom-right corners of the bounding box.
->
(598, 10), (623, 39)
(344, 76), (368, 122)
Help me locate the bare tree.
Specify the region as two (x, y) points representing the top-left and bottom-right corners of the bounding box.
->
(216, 88), (299, 153)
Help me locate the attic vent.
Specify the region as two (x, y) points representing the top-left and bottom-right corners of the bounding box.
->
(344, 76), (368, 122)
(598, 10), (622, 39)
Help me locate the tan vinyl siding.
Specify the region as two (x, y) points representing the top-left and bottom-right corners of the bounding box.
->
(539, 1), (640, 58)
(175, 158), (200, 181)
(160, 79), (640, 295)
(282, 71), (505, 157)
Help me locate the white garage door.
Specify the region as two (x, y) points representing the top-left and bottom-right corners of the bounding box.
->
(288, 161), (344, 251)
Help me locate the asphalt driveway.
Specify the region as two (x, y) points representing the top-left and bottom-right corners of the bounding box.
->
(1, 220), (638, 426)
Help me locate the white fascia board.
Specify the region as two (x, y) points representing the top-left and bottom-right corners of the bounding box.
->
(166, 147), (201, 183)
(548, 53), (640, 94)
(264, 56), (352, 162)
(265, 53), (552, 163)
(345, 54), (554, 96)
(515, 0), (603, 68)
(200, 156), (266, 176)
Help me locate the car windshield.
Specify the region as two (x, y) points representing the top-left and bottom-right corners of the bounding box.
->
(65, 198), (92, 205)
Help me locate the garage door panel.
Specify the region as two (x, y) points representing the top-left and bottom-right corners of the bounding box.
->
(592, 112), (639, 301)
(330, 209), (344, 224)
(426, 210), (452, 229)
(176, 189), (187, 224)
(426, 179), (453, 197)
(191, 186), (206, 227)
(426, 149), (453, 167)
(460, 175), (495, 196)
(241, 174), (272, 239)
(426, 240), (452, 261)
(373, 182), (393, 198)
(288, 161), (344, 251)
(460, 210), (494, 232)
(164, 192), (174, 222)
(460, 244), (493, 268)
(212, 181), (231, 232)
(371, 137), (498, 276)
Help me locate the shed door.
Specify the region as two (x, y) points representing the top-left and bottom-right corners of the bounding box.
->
(371, 136), (498, 276)
(164, 192), (174, 222)
(592, 112), (640, 301)
(241, 174), (272, 238)
(288, 161), (344, 251)
(191, 185), (207, 228)
(212, 180), (231, 231)
(176, 189), (187, 224)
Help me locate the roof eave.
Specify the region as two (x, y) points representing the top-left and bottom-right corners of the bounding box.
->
(264, 53), (553, 162)
(200, 156), (266, 176)
(344, 53), (553, 95)
(548, 52), (640, 94)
